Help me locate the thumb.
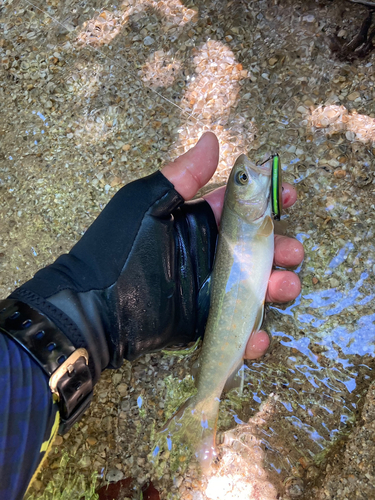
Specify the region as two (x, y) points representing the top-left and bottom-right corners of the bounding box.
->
(161, 132), (219, 200)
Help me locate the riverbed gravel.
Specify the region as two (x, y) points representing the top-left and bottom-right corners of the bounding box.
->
(1, 0), (375, 499)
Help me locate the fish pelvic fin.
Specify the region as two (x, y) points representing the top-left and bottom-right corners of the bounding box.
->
(257, 215), (274, 237)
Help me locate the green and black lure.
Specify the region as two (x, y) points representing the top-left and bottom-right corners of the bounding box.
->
(257, 153), (282, 220)
(270, 154), (282, 220)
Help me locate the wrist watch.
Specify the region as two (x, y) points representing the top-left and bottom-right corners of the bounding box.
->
(0, 299), (93, 434)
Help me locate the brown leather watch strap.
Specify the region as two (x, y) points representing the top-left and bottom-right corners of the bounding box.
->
(0, 299), (93, 434)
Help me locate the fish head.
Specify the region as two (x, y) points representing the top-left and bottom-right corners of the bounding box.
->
(225, 154), (272, 222)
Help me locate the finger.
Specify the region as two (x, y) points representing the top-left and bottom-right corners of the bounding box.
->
(266, 270), (301, 303)
(203, 186), (225, 226)
(204, 182), (297, 227)
(161, 132), (219, 200)
(244, 330), (270, 359)
(274, 235), (304, 267)
(282, 183), (297, 208)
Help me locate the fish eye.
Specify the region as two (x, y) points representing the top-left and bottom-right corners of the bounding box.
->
(235, 170), (248, 185)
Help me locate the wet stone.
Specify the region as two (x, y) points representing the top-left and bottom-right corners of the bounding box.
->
(112, 373), (123, 385)
(79, 456), (91, 468)
(116, 383), (128, 396)
(106, 468), (124, 483)
(53, 435), (63, 446)
(143, 36), (154, 46)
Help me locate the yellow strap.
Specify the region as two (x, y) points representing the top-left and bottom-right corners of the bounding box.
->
(40, 410), (60, 453)
(27, 408), (60, 493)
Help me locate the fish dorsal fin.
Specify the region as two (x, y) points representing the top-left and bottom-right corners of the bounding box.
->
(257, 215), (274, 237)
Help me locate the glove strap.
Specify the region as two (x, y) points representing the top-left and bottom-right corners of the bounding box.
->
(0, 299), (93, 434)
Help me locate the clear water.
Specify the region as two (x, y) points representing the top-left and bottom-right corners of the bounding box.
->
(1, 0), (375, 498)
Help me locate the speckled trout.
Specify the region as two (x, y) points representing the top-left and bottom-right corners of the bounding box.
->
(160, 153), (277, 468)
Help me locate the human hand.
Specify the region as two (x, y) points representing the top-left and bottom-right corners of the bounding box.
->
(10, 131), (303, 385)
(162, 132), (304, 360)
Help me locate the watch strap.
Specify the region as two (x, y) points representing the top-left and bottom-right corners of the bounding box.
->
(0, 299), (93, 434)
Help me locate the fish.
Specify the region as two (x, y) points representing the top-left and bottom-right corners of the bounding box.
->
(159, 153), (276, 470)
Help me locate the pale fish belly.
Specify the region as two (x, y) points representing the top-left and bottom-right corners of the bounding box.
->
(195, 206), (274, 405)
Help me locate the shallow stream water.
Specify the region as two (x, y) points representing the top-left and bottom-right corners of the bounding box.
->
(1, 0), (375, 499)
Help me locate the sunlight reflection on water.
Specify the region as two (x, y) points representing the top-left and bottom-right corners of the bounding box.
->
(225, 248), (375, 494)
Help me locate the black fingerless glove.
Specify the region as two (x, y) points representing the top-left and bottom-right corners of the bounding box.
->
(9, 171), (217, 384)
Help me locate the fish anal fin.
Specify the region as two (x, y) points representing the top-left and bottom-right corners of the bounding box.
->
(223, 307), (265, 395)
(223, 360), (245, 394)
(257, 215), (274, 237)
(254, 305), (265, 332)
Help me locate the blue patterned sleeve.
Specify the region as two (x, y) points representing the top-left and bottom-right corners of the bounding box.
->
(0, 334), (58, 500)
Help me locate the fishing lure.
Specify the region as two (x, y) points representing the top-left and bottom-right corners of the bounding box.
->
(271, 154), (282, 220)
(257, 153), (282, 220)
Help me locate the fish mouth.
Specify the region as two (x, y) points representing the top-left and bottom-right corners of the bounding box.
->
(235, 154), (272, 177)
(254, 153), (273, 176)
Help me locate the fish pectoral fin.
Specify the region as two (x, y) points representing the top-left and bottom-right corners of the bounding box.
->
(274, 219), (288, 235)
(257, 215), (274, 237)
(191, 359), (200, 380)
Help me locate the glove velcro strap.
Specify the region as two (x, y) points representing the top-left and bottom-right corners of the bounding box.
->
(0, 299), (93, 434)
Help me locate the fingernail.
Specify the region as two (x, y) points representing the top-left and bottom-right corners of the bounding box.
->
(197, 132), (209, 145)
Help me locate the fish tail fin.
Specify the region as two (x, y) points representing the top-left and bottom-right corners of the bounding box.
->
(199, 411), (219, 472)
(152, 395), (220, 474)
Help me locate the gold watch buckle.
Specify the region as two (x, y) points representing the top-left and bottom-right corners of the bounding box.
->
(49, 348), (89, 397)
